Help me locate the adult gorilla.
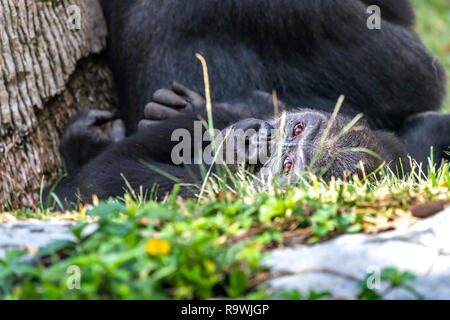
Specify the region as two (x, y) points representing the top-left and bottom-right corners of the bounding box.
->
(48, 0), (448, 206)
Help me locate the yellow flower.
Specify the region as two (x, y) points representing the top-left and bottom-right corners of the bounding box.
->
(146, 238), (171, 256)
(92, 194), (99, 206)
(440, 181), (448, 188)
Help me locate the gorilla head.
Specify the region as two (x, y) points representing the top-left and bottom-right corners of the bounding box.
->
(223, 110), (406, 183)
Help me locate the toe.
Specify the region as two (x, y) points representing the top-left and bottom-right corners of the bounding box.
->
(171, 82), (190, 96)
(110, 119), (126, 142)
(86, 109), (115, 126)
(172, 82), (205, 107)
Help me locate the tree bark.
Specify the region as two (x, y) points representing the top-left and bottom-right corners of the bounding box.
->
(0, 0), (117, 210)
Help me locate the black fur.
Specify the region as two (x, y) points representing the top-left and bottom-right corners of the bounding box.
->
(100, 0), (445, 132)
(47, 0), (448, 207)
(401, 112), (450, 168)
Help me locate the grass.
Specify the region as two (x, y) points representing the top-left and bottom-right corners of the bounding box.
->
(1, 161), (449, 299)
(0, 1), (449, 300)
(413, 0), (450, 111)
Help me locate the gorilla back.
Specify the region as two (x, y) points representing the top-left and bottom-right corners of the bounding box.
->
(100, 0), (445, 132)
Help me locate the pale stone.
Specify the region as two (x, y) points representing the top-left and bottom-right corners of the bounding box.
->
(263, 207), (450, 299)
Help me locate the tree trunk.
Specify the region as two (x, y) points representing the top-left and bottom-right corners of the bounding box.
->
(0, 0), (117, 210)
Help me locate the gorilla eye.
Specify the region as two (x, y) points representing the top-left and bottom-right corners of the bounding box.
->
(283, 157), (293, 174)
(293, 123), (304, 136)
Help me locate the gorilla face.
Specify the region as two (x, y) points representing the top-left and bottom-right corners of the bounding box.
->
(247, 110), (398, 182)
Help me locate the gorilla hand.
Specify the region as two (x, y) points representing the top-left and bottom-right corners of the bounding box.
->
(139, 82), (205, 131)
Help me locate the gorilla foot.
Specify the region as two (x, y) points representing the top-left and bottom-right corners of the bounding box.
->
(61, 109), (126, 173)
(63, 109), (126, 143)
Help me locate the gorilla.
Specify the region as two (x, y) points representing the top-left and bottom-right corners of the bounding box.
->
(46, 0), (449, 207)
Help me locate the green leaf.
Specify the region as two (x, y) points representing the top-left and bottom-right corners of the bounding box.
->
(229, 270), (248, 298)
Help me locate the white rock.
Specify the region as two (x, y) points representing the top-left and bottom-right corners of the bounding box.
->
(0, 221), (77, 259)
(263, 207), (450, 300)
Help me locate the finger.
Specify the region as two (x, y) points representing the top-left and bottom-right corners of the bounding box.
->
(138, 119), (159, 131)
(152, 89), (187, 109)
(171, 82), (191, 96)
(172, 82), (203, 100)
(144, 102), (182, 120)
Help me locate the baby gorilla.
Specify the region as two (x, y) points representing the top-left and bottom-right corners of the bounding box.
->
(48, 85), (406, 208)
